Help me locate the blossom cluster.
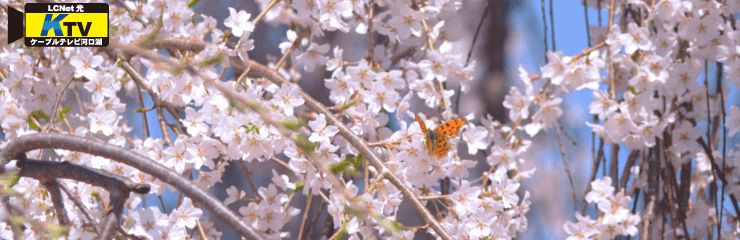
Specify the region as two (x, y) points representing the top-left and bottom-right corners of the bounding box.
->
(0, 0), (534, 239)
(564, 177), (639, 239)
(529, 0), (740, 239)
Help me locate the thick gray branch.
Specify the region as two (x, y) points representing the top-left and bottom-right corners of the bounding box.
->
(0, 133), (263, 240)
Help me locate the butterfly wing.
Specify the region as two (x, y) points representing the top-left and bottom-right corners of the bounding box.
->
(433, 140), (450, 158)
(434, 118), (467, 137)
(432, 118), (467, 157)
(415, 115), (434, 156)
(415, 115), (428, 136)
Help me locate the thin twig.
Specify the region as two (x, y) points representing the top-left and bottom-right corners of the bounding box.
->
(270, 156), (293, 172)
(118, 57), (182, 120)
(297, 193), (313, 240)
(44, 76), (74, 133)
(156, 105), (173, 146)
(554, 120), (577, 212)
(251, 0), (280, 26)
(159, 195), (168, 214)
(195, 220), (209, 240)
(718, 60), (727, 240)
(557, 119), (577, 145)
(274, 28), (306, 71)
(111, 0), (148, 25)
(549, 0), (556, 51)
(583, 0), (591, 47)
(465, 1), (490, 65)
(640, 195), (656, 240)
(541, 0), (548, 62)
(304, 201), (326, 240)
(134, 81), (151, 138)
(619, 150), (640, 189)
(72, 82), (86, 114)
(238, 160), (260, 200)
(705, 60), (711, 148)
(59, 181), (101, 234)
(367, 0), (376, 64)
(606, 0), (617, 99)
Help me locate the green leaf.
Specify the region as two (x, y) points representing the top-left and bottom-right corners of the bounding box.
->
(56, 105), (72, 122)
(31, 110), (50, 122)
(296, 134), (317, 154)
(198, 54), (224, 67)
(377, 218), (407, 231)
(246, 100), (269, 113)
(343, 205), (363, 218)
(188, 0), (200, 7)
(328, 157), (361, 177)
(246, 123), (260, 134)
(293, 181), (305, 192)
(0, 173), (22, 194)
(138, 19), (162, 47)
(331, 221), (348, 240)
(348, 154), (363, 170)
(9, 215), (25, 226)
(26, 117), (41, 131)
(164, 64), (185, 75)
(340, 100), (357, 111)
(330, 160), (352, 173)
(281, 118), (305, 131)
(43, 224), (70, 239)
(59, 105), (72, 114)
(138, 31), (160, 47)
(109, 24), (118, 36)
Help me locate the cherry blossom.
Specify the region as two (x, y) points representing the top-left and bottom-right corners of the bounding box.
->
(308, 114), (339, 146)
(619, 23), (652, 54)
(88, 107), (119, 136)
(69, 49), (104, 80)
(271, 84), (305, 116)
(296, 42), (330, 72)
(532, 97), (563, 128)
(224, 7), (255, 37)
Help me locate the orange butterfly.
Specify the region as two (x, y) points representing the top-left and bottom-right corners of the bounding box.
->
(415, 114), (467, 158)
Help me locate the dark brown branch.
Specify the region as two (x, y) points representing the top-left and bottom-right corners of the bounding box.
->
(43, 180), (70, 225)
(610, 144), (620, 190)
(619, 150), (640, 190)
(0, 133), (264, 240)
(20, 159), (148, 239)
(697, 137), (740, 216)
(99, 188), (125, 240)
(59, 183), (101, 234)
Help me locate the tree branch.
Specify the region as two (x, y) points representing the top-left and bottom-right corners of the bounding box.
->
(0, 133), (264, 240)
(88, 37), (453, 239)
